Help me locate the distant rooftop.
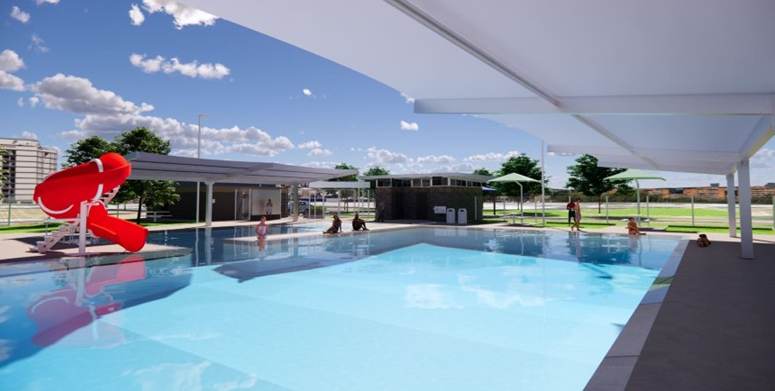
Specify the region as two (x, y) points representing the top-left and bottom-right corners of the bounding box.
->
(360, 172), (492, 182)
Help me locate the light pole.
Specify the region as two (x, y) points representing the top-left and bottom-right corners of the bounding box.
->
(196, 114), (207, 223)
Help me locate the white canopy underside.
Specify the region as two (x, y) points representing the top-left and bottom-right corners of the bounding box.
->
(125, 152), (356, 185)
(181, 0), (775, 175)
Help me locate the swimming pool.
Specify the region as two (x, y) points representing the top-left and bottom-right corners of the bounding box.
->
(0, 227), (683, 390)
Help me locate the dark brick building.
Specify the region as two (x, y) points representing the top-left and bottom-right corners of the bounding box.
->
(362, 173), (492, 223)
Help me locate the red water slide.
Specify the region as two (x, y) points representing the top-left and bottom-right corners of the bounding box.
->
(33, 153), (148, 252)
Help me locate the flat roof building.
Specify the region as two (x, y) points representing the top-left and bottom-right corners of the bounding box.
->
(0, 138), (58, 203)
(362, 173), (492, 223)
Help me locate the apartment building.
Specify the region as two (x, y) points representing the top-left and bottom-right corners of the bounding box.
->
(0, 138), (58, 203)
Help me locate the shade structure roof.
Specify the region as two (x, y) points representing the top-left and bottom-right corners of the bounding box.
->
(181, 0), (775, 176)
(360, 172), (492, 182)
(605, 169), (666, 182)
(308, 181), (371, 189)
(124, 152), (356, 185)
(488, 173), (540, 183)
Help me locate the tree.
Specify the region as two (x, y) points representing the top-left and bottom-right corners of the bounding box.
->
(63, 136), (113, 168)
(566, 154), (632, 212)
(491, 153), (548, 199)
(112, 127), (180, 221)
(331, 163), (359, 181)
(364, 166), (390, 176)
(472, 168), (492, 176)
(330, 163), (359, 211)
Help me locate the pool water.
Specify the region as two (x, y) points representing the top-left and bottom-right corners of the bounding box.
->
(0, 227), (682, 390)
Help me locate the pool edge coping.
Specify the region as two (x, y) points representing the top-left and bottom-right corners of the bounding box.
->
(583, 237), (691, 391)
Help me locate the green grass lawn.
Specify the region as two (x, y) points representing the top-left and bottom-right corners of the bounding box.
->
(488, 207), (732, 218)
(661, 225), (775, 235)
(0, 220), (194, 234)
(599, 207), (731, 217)
(0, 223), (64, 234)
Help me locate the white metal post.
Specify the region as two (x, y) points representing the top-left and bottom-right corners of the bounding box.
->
(691, 196), (695, 226)
(78, 201), (87, 255)
(292, 184), (299, 222)
(541, 139), (546, 226)
(646, 194), (650, 227)
(635, 179), (641, 215)
(205, 182), (213, 227)
(196, 114), (206, 224)
(726, 173), (737, 237)
(738, 159), (754, 259)
(519, 183), (524, 223)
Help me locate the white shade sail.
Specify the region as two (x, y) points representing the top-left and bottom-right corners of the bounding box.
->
(488, 173), (540, 183)
(180, 0), (774, 177)
(125, 152), (357, 185)
(604, 169), (666, 182)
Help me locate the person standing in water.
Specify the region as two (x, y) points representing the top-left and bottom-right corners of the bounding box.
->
(572, 200), (582, 232)
(265, 199), (273, 220)
(255, 216), (268, 250)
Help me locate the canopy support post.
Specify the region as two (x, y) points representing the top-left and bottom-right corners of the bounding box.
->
(738, 159), (754, 259)
(205, 181), (214, 227)
(726, 173), (737, 238)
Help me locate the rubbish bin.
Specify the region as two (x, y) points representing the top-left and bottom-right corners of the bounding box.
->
(457, 208), (467, 225)
(446, 208), (456, 224)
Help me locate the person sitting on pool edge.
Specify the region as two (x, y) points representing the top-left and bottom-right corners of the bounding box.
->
(352, 213), (369, 231)
(324, 215), (342, 234)
(627, 217), (646, 236)
(697, 233), (711, 247)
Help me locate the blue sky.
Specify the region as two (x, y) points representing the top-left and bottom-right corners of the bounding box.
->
(2, 0), (774, 188)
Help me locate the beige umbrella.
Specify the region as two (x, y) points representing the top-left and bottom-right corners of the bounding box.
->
(488, 173), (540, 223)
(605, 169), (666, 215)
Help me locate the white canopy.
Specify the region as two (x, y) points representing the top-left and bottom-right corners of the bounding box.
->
(308, 181), (370, 189)
(125, 152), (357, 226)
(181, 0), (775, 176)
(179, 0), (771, 257)
(125, 152), (356, 185)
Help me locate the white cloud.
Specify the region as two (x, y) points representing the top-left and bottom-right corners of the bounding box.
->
(417, 154), (455, 164)
(35, 0), (59, 4)
(21, 131), (38, 140)
(302, 161), (339, 169)
(0, 71), (25, 91)
(29, 96), (39, 107)
(129, 4), (145, 26)
(76, 114), (295, 157)
(33, 74), (154, 115)
(308, 148), (333, 157)
(60, 129), (86, 140)
(465, 151), (521, 162)
(16, 98), (24, 107)
(547, 151), (576, 157)
(367, 147), (411, 164)
(0, 50), (25, 72)
(11, 6), (30, 23)
(433, 162), (476, 173)
(400, 92), (415, 104)
(141, 0), (218, 30)
(298, 140), (321, 149)
(129, 53), (164, 73)
(302, 88), (313, 97)
(400, 120), (419, 131)
(129, 53), (230, 79)
(751, 147), (774, 169)
(30, 34), (50, 53)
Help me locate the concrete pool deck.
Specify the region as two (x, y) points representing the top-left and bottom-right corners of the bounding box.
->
(1, 219), (774, 390)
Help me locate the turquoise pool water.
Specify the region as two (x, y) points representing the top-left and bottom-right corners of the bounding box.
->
(0, 227), (682, 390)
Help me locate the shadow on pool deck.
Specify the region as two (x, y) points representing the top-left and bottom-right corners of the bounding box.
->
(620, 240), (775, 390)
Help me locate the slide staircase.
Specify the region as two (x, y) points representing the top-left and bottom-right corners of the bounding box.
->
(34, 187), (120, 253)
